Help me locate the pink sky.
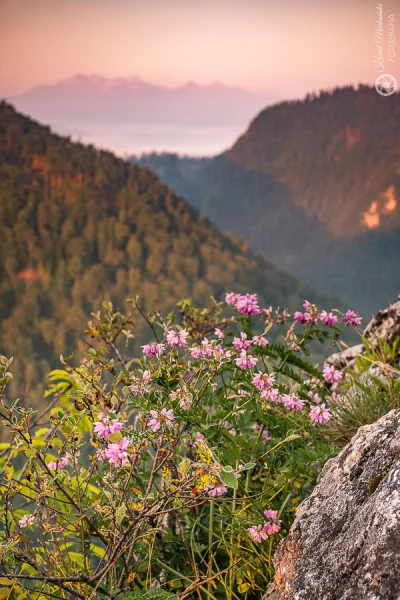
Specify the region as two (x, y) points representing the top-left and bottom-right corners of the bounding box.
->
(0, 0), (398, 97)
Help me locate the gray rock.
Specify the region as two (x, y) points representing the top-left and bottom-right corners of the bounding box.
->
(263, 409), (400, 600)
(324, 296), (400, 379)
(325, 344), (364, 371)
(364, 295), (400, 347)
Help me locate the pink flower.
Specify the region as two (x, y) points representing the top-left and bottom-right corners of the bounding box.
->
(214, 328), (224, 339)
(166, 329), (189, 347)
(233, 332), (252, 350)
(58, 454), (73, 468)
(323, 365), (343, 384)
(196, 432), (206, 442)
(190, 338), (214, 359)
(170, 387), (192, 410)
(47, 453), (75, 470)
(304, 312), (319, 325)
(208, 483), (228, 497)
(93, 413), (124, 439)
(307, 391), (322, 404)
(235, 350), (258, 370)
(276, 309), (291, 325)
(235, 293), (261, 316)
(96, 448), (107, 462)
(201, 338), (213, 355)
(288, 341), (301, 352)
(252, 423), (261, 431)
(148, 408), (175, 432)
(264, 509), (278, 520)
(225, 292), (241, 306)
(141, 343), (165, 358)
(309, 403), (331, 424)
(143, 370), (151, 382)
(330, 391), (342, 403)
(252, 335), (268, 347)
(252, 372), (276, 391)
(264, 521), (282, 535)
(104, 437), (131, 467)
(260, 387), (282, 403)
(294, 311), (307, 324)
(19, 514), (36, 528)
(129, 375), (148, 397)
(248, 524), (269, 542)
(263, 510), (282, 534)
(190, 346), (202, 359)
(342, 310), (362, 327)
(261, 429), (272, 443)
(295, 302), (319, 325)
(320, 311), (339, 326)
(282, 393), (305, 411)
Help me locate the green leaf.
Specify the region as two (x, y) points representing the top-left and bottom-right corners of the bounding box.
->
(219, 470), (239, 489)
(242, 462), (257, 470)
(89, 544), (107, 559)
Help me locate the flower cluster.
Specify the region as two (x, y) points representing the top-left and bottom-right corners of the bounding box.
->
(129, 370), (151, 397)
(309, 403), (331, 423)
(48, 452), (76, 470)
(104, 437), (131, 467)
(166, 329), (189, 347)
(226, 292), (260, 315)
(208, 483), (228, 497)
(142, 343), (165, 357)
(93, 412), (124, 439)
(323, 365), (343, 384)
(19, 514), (36, 528)
(170, 387), (193, 410)
(0, 293), (366, 598)
(248, 509), (282, 542)
(190, 338), (214, 359)
(294, 300), (361, 328)
(343, 310), (362, 327)
(253, 424), (272, 443)
(236, 350), (258, 370)
(253, 372), (276, 391)
(148, 408), (175, 432)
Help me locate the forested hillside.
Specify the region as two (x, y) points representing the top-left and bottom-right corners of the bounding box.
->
(136, 86), (400, 315)
(0, 102), (320, 406)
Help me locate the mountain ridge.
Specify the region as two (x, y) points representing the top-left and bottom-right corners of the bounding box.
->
(7, 74), (274, 126)
(134, 85), (400, 315)
(0, 102), (325, 406)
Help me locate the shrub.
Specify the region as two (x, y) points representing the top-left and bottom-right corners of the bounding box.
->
(0, 295), (361, 598)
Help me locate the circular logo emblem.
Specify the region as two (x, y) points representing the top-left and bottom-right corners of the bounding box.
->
(375, 73), (397, 96)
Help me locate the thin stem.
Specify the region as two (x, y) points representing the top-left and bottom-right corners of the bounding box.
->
(207, 499), (215, 596)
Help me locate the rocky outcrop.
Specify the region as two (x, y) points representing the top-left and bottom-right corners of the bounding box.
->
(364, 295), (400, 347)
(326, 295), (400, 373)
(263, 409), (400, 600)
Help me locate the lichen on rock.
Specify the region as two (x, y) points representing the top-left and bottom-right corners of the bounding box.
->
(263, 408), (400, 600)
